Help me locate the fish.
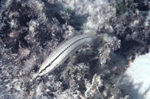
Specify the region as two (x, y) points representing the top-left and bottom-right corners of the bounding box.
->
(32, 32), (96, 80)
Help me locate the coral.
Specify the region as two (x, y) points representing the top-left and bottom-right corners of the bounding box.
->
(0, 0), (150, 98)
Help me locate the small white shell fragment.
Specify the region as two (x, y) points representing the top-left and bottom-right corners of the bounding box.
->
(120, 53), (150, 99)
(36, 82), (44, 97)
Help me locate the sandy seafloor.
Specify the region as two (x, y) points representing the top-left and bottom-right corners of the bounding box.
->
(0, 0), (150, 99)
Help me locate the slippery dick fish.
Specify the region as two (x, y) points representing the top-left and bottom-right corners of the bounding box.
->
(32, 33), (96, 79)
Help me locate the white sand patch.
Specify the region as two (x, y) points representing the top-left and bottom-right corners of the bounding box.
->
(120, 53), (150, 99)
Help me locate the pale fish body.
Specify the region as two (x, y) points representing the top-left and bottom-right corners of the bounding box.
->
(32, 33), (96, 79)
